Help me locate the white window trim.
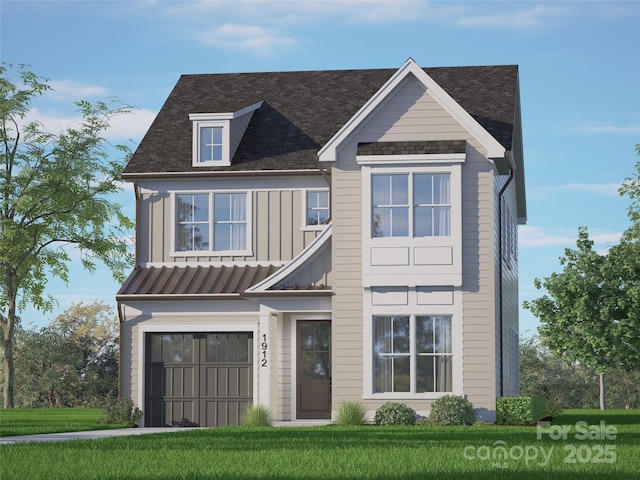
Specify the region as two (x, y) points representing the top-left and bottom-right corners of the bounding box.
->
(301, 188), (331, 231)
(362, 287), (463, 400)
(362, 164), (462, 256)
(191, 120), (231, 166)
(170, 190), (253, 257)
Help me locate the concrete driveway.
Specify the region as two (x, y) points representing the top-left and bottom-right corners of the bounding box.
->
(0, 427), (195, 444)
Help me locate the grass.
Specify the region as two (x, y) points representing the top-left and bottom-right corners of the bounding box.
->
(0, 408), (127, 437)
(0, 409), (638, 479)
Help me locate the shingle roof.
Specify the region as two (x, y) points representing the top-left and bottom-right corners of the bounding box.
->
(357, 140), (467, 156)
(124, 65), (518, 175)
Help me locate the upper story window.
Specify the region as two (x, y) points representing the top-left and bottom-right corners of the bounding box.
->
(372, 173), (450, 238)
(174, 192), (250, 254)
(190, 115), (230, 167)
(305, 190), (330, 228)
(200, 126), (223, 162)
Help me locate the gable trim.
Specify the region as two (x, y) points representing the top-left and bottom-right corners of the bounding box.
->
(245, 224), (332, 293)
(317, 58), (506, 163)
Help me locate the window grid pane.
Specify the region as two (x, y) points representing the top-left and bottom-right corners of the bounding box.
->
(413, 174), (451, 237)
(374, 315), (453, 394)
(175, 194), (210, 251)
(200, 126), (223, 162)
(213, 193), (247, 250)
(372, 175), (409, 237)
(307, 191), (330, 226)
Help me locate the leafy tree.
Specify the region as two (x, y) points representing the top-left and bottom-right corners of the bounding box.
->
(519, 336), (640, 411)
(524, 147), (640, 409)
(12, 302), (119, 408)
(0, 64), (134, 407)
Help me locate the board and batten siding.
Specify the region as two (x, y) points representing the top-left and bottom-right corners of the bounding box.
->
(330, 72), (500, 416)
(136, 179), (326, 265)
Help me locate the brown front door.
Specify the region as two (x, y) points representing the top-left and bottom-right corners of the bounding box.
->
(296, 320), (331, 419)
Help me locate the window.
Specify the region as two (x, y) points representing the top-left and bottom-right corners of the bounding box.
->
(414, 174), (450, 236)
(199, 126), (223, 162)
(190, 117), (230, 166)
(213, 193), (247, 251)
(150, 334), (194, 363)
(306, 190), (330, 227)
(174, 192), (248, 253)
(176, 194), (210, 251)
(372, 173), (450, 238)
(373, 315), (452, 393)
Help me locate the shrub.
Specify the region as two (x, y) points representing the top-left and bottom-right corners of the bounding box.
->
(374, 402), (416, 426)
(545, 397), (564, 418)
(496, 396), (546, 424)
(428, 395), (476, 426)
(336, 399), (366, 425)
(98, 397), (143, 426)
(241, 404), (273, 427)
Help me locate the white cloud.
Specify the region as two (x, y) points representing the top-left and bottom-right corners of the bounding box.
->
(106, 108), (157, 141)
(19, 106), (156, 142)
(458, 3), (566, 29)
(541, 183), (622, 196)
(572, 124), (640, 135)
(519, 226), (622, 248)
(48, 80), (109, 101)
(197, 23), (296, 55)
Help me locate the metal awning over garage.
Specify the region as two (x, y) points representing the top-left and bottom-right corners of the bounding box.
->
(116, 264), (282, 300)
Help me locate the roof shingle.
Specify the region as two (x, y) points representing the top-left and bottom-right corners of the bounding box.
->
(124, 65), (518, 176)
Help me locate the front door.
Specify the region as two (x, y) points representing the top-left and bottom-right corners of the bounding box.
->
(296, 320), (331, 419)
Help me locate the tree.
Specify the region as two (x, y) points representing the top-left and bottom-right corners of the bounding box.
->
(0, 64), (134, 407)
(13, 302), (119, 408)
(524, 148), (640, 409)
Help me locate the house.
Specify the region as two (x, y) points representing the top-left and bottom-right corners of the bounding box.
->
(116, 58), (526, 426)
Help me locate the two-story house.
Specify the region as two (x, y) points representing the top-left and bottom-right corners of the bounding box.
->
(117, 58), (526, 426)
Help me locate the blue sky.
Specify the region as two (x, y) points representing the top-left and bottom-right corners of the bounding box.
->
(2, 1), (639, 336)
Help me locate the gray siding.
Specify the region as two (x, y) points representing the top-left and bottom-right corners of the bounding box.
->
(137, 178), (327, 265)
(331, 71), (500, 415)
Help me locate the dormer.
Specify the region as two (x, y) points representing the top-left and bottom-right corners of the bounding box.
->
(190, 101), (263, 167)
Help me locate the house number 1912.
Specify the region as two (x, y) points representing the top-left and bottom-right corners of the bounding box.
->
(261, 334), (268, 367)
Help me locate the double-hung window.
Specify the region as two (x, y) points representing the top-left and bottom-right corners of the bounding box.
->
(306, 190), (330, 227)
(372, 173), (450, 238)
(175, 192), (249, 253)
(199, 126), (223, 162)
(373, 314), (452, 393)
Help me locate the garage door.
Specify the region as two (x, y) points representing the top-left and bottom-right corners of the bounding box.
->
(145, 333), (253, 427)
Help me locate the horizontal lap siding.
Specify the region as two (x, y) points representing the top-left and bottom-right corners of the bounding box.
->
(462, 149), (497, 412)
(332, 167), (364, 402)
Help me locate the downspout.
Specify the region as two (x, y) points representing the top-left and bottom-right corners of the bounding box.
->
(498, 161), (514, 398)
(117, 181), (140, 399)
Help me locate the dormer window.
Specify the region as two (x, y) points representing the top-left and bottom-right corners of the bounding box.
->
(190, 115), (230, 167)
(200, 126), (223, 162)
(190, 102), (263, 168)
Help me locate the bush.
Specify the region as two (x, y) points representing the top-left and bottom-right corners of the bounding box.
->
(374, 402), (416, 426)
(241, 404), (273, 427)
(428, 395), (476, 426)
(496, 396), (546, 424)
(545, 397), (564, 418)
(98, 397), (143, 426)
(336, 399), (366, 425)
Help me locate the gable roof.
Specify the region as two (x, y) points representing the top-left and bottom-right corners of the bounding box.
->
(123, 63), (519, 176)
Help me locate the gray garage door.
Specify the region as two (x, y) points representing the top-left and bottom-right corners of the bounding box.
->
(145, 333), (253, 427)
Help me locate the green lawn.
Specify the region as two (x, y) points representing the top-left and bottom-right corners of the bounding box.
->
(0, 408), (127, 437)
(1, 409), (638, 479)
